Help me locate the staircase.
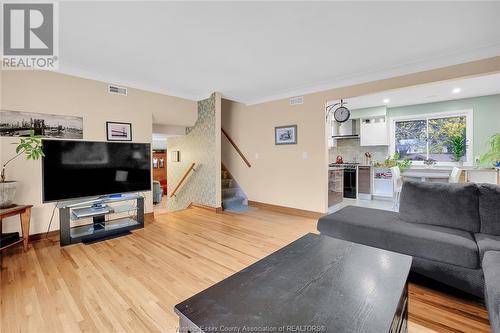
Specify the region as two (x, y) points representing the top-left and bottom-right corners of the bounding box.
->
(221, 164), (254, 213)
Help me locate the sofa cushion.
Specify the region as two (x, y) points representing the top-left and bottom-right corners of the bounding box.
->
(317, 206), (480, 269)
(479, 184), (500, 236)
(475, 233), (500, 261)
(399, 181), (480, 233)
(482, 251), (500, 333)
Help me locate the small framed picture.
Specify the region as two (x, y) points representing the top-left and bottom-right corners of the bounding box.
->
(171, 150), (180, 162)
(106, 121), (132, 141)
(275, 125), (297, 145)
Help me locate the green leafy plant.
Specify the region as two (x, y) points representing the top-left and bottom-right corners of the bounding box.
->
(1, 131), (44, 182)
(373, 152), (412, 172)
(480, 133), (500, 167)
(447, 135), (466, 162)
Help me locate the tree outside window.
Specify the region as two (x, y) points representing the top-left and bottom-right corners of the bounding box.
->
(395, 120), (427, 160)
(428, 116), (466, 162)
(395, 116), (467, 162)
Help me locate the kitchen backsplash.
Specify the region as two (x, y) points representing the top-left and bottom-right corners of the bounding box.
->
(329, 139), (389, 164)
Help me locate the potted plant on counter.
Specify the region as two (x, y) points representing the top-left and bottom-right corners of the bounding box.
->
(447, 135), (467, 167)
(0, 131), (44, 208)
(480, 133), (500, 168)
(373, 153), (412, 172)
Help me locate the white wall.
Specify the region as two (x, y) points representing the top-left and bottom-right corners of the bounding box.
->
(0, 70), (197, 235)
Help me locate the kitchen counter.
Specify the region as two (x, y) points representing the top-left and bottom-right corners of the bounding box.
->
(402, 171), (450, 181)
(459, 166), (499, 171)
(328, 164), (372, 202)
(403, 166), (499, 184)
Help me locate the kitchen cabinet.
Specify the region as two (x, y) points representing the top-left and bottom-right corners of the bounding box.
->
(372, 167), (393, 199)
(328, 169), (343, 206)
(360, 117), (389, 146)
(358, 166), (371, 200)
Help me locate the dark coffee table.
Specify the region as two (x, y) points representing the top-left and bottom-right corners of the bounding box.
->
(175, 233), (412, 333)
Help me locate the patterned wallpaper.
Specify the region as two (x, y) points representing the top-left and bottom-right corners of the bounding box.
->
(166, 93), (218, 211)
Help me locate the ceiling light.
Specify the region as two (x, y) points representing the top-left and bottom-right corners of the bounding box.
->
(452, 88), (461, 94)
(383, 98), (390, 104)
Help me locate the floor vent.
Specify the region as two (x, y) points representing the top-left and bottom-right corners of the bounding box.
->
(289, 96), (303, 105)
(108, 85), (128, 96)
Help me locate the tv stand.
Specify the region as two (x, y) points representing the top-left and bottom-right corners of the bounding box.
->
(58, 194), (144, 246)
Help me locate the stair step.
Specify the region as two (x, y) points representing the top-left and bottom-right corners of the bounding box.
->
(222, 179), (233, 188)
(222, 188), (239, 198)
(222, 195), (245, 208)
(224, 205), (256, 213)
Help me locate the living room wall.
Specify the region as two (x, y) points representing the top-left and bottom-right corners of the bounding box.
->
(166, 93), (222, 211)
(221, 57), (500, 214)
(0, 70), (197, 235)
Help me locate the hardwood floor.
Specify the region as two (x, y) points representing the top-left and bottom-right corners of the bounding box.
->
(1, 207), (490, 333)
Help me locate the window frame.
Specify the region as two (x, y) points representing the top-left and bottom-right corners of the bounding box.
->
(389, 109), (473, 166)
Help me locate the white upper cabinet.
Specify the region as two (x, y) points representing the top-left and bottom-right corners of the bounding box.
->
(360, 116), (389, 146)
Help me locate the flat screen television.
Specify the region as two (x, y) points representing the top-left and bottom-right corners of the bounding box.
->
(42, 140), (151, 202)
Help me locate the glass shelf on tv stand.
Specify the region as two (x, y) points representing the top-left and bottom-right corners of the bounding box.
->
(70, 203), (138, 221)
(70, 217), (140, 239)
(57, 193), (144, 209)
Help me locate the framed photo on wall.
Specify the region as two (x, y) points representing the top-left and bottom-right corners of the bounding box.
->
(171, 150), (180, 162)
(275, 125), (297, 145)
(106, 121), (132, 141)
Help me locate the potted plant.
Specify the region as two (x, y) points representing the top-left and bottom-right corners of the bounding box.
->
(0, 131), (44, 208)
(480, 133), (500, 167)
(373, 152), (412, 172)
(423, 158), (436, 168)
(447, 135), (467, 167)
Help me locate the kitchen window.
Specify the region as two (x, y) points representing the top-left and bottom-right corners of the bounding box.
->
(390, 110), (473, 165)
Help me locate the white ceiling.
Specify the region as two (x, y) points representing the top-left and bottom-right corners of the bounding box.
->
(58, 1), (500, 104)
(331, 73), (500, 110)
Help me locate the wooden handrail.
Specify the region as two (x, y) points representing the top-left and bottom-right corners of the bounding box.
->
(170, 162), (196, 198)
(221, 128), (251, 168)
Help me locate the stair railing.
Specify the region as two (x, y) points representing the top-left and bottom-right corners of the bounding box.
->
(221, 128), (251, 168)
(170, 162), (196, 198)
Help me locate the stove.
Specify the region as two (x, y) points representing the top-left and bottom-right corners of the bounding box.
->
(329, 163), (359, 170)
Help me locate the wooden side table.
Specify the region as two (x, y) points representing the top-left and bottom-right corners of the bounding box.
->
(0, 205), (33, 252)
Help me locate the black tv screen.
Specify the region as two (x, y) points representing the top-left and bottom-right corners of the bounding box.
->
(42, 140), (151, 202)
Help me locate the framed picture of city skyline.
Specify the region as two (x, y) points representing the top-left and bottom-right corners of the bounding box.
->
(0, 110), (83, 139)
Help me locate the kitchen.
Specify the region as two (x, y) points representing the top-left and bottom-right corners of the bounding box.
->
(326, 75), (500, 210)
(327, 114), (387, 207)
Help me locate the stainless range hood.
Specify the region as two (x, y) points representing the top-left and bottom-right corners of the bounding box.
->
(332, 119), (359, 139)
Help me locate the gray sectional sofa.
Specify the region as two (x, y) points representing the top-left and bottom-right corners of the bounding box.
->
(317, 181), (500, 333)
